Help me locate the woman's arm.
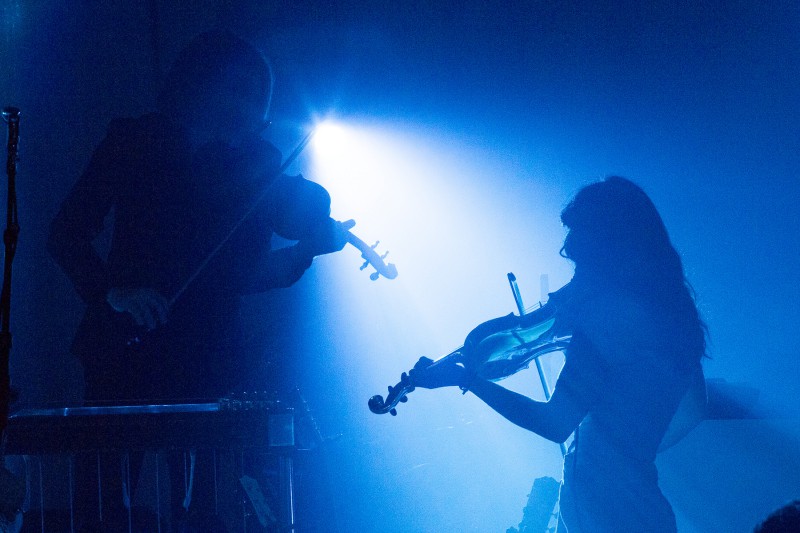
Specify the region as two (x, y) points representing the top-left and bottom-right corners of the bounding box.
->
(411, 330), (603, 443)
(468, 369), (589, 443)
(468, 328), (607, 442)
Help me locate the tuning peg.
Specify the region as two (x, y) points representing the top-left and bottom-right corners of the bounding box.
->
(390, 408), (397, 416)
(380, 251), (389, 260)
(360, 259), (369, 271)
(371, 241), (380, 249)
(370, 272), (379, 281)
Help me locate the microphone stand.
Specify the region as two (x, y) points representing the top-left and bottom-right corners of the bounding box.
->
(0, 107), (20, 445)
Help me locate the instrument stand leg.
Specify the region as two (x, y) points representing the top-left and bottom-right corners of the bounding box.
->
(121, 452), (133, 533)
(279, 455), (295, 533)
(37, 457), (44, 533)
(155, 452), (162, 533)
(68, 456), (75, 533)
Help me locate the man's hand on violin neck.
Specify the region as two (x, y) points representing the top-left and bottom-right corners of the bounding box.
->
(409, 356), (467, 389)
(296, 218), (355, 259)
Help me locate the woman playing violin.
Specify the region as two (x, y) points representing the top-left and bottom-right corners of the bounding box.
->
(412, 176), (707, 532)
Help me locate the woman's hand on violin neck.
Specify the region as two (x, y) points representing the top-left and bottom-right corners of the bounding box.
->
(409, 356), (467, 389)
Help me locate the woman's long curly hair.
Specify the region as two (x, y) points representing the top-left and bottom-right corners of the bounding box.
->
(560, 176), (707, 361)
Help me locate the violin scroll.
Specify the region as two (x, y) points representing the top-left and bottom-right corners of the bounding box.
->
(369, 352), (464, 415)
(368, 373), (413, 415)
(346, 230), (398, 281)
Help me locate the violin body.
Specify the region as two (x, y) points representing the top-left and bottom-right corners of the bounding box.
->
(368, 283), (574, 415)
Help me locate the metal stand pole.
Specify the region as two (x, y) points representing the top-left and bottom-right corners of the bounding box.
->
(0, 106), (21, 444)
(507, 273), (567, 457)
(279, 455), (295, 533)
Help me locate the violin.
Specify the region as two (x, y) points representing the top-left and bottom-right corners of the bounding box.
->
(119, 126), (398, 347)
(368, 281), (575, 415)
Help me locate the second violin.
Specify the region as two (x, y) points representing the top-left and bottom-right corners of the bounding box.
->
(368, 279), (574, 416)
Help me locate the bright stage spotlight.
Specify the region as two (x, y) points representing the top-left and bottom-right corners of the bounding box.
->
(307, 121), (397, 219)
(312, 121), (349, 158)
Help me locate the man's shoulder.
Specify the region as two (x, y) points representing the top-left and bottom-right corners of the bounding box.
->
(105, 113), (182, 142)
(101, 114), (191, 168)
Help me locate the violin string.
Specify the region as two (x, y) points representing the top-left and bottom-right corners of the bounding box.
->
(522, 302), (544, 316)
